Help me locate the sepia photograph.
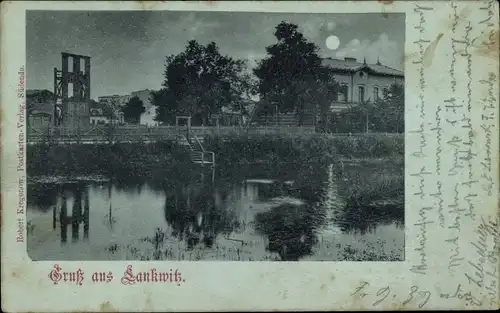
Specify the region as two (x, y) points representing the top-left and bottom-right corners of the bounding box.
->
(25, 10), (405, 262)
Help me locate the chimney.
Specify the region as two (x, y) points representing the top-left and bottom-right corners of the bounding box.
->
(344, 57), (357, 63)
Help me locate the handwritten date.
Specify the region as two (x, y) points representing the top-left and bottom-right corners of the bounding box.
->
(351, 281), (431, 309)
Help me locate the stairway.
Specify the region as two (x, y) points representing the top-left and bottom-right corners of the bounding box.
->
(177, 135), (194, 151)
(177, 135), (215, 166)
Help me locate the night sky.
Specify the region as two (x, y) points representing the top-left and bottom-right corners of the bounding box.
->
(26, 11), (404, 100)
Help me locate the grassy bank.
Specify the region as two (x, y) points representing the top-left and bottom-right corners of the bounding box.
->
(334, 162), (404, 235)
(205, 133), (403, 165)
(27, 133), (404, 179)
(27, 141), (194, 180)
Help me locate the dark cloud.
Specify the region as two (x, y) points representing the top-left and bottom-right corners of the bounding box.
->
(27, 11), (404, 99)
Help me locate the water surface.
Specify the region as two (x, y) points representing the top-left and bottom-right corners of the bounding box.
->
(27, 162), (404, 261)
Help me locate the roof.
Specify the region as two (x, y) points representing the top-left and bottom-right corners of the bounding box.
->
(31, 112), (52, 117)
(29, 102), (53, 116)
(26, 89), (53, 96)
(26, 89), (55, 101)
(322, 58), (404, 77)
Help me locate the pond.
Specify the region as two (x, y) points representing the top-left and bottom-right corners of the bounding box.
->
(27, 162), (404, 261)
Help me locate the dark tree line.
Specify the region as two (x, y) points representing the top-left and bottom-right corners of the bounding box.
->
(152, 40), (253, 126)
(151, 21), (403, 132)
(253, 22), (338, 127)
(121, 96), (145, 124)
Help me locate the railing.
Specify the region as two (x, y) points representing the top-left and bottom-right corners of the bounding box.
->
(25, 125), (408, 144)
(189, 150), (215, 166)
(189, 126), (316, 136)
(192, 135), (215, 166)
(206, 151), (216, 166)
(193, 136), (205, 152)
(27, 125), (404, 144)
(28, 124), (316, 137)
(189, 151), (203, 163)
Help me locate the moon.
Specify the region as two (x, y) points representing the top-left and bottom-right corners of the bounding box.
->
(325, 35), (340, 50)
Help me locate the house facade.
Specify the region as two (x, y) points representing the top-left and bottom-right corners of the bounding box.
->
(100, 90), (158, 126)
(29, 109), (52, 133)
(140, 105), (158, 126)
(131, 89), (158, 126)
(27, 90), (55, 133)
(251, 58), (403, 127)
(90, 107), (124, 125)
(322, 57), (404, 112)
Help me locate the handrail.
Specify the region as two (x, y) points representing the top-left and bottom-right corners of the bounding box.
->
(209, 151), (215, 166)
(179, 134), (193, 148)
(193, 136), (205, 152)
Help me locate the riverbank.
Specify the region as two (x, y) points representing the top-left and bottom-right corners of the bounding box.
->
(27, 133), (403, 178)
(204, 133), (403, 165)
(27, 140), (192, 177)
(26, 132), (405, 262)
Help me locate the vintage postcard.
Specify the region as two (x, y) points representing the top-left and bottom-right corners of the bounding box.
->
(1, 0), (499, 311)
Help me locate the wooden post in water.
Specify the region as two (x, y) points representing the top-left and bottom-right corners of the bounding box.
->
(211, 165), (215, 184)
(60, 192), (68, 244)
(72, 187), (82, 242)
(83, 186), (89, 239)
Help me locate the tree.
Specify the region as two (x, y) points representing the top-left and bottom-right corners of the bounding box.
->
(371, 82), (404, 133)
(153, 40), (250, 125)
(151, 88), (172, 124)
(330, 105), (367, 133)
(122, 96), (145, 124)
(229, 70), (258, 126)
(254, 22), (338, 125)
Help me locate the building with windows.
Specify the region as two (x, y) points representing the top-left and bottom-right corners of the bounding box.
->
(89, 103), (124, 125)
(100, 90), (158, 126)
(322, 57), (404, 112)
(27, 89), (55, 133)
(140, 105), (158, 126)
(131, 89), (158, 126)
(251, 57), (403, 127)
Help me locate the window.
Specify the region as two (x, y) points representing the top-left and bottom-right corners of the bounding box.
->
(340, 84), (349, 102)
(358, 85), (365, 103)
(332, 88), (339, 101)
(373, 86), (379, 101)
